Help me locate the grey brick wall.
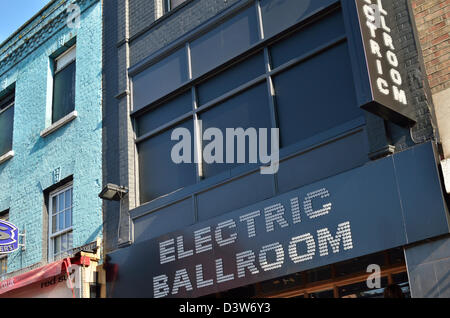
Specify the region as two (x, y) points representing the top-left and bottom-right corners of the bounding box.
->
(102, 0), (122, 253)
(386, 0), (437, 151)
(129, 0), (241, 66)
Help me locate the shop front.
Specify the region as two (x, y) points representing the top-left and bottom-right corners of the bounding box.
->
(106, 142), (449, 298)
(216, 248), (410, 298)
(0, 242), (103, 298)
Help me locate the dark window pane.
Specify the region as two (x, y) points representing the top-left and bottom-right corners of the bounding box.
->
(273, 42), (362, 148)
(58, 213), (65, 231)
(138, 120), (196, 204)
(270, 10), (346, 68)
(389, 247), (405, 265)
(335, 252), (386, 277)
(61, 233), (67, 252)
(197, 52), (265, 105)
(309, 289), (334, 298)
(190, 6), (259, 78)
(54, 236), (60, 255)
(0, 105), (14, 157)
(65, 188), (72, 209)
(52, 215), (57, 234)
(52, 196), (58, 215)
(68, 232), (73, 250)
(339, 277), (388, 298)
(260, 0), (337, 38)
(132, 47), (188, 111)
(52, 61), (76, 123)
(0, 92), (14, 110)
(392, 272), (411, 298)
(259, 272), (305, 295)
(65, 209), (72, 228)
(307, 265), (332, 283)
(136, 90), (192, 137)
(200, 83), (272, 178)
(58, 193), (65, 212)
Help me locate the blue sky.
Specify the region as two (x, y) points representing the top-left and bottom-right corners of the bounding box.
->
(0, 0), (50, 44)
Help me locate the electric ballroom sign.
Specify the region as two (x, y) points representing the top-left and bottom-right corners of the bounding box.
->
(355, 0), (416, 126)
(0, 220), (19, 254)
(152, 188), (354, 298)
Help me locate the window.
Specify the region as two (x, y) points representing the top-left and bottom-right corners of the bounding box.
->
(49, 184), (73, 261)
(272, 42), (361, 148)
(138, 119), (196, 203)
(133, 7), (363, 205)
(190, 6), (259, 78)
(0, 90), (14, 158)
(132, 47), (188, 111)
(164, 0), (187, 14)
(199, 83), (272, 178)
(0, 210), (9, 276)
(52, 45), (76, 123)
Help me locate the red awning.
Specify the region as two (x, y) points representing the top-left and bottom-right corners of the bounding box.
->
(0, 260), (66, 295)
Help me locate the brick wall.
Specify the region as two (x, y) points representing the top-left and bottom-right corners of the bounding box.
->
(0, 0), (103, 276)
(411, 0), (449, 94)
(411, 0), (450, 157)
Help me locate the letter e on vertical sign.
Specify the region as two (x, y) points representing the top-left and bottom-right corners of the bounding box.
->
(354, 0), (416, 127)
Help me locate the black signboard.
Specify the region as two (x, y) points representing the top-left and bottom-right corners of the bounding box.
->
(106, 142), (449, 298)
(352, 0), (416, 126)
(68, 241), (98, 256)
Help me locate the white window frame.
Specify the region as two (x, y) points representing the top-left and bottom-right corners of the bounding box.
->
(55, 45), (76, 73)
(0, 91), (15, 162)
(48, 182), (73, 262)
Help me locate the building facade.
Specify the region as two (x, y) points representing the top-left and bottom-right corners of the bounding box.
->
(0, 0), (103, 298)
(103, 0), (450, 298)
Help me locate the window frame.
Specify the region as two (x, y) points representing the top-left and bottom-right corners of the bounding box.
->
(163, 0), (188, 14)
(48, 182), (74, 262)
(131, 3), (366, 210)
(51, 45), (77, 124)
(54, 45), (76, 73)
(0, 90), (15, 158)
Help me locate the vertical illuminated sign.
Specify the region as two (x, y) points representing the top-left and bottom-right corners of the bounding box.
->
(355, 0), (416, 127)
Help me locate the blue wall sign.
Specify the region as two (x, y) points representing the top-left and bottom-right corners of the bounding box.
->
(0, 220), (19, 254)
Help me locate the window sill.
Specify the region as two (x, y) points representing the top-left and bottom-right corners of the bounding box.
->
(40, 111), (78, 138)
(0, 151), (14, 165)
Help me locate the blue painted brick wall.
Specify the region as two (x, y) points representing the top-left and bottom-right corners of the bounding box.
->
(0, 0), (102, 274)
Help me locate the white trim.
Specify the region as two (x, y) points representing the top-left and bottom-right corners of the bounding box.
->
(49, 227), (73, 239)
(441, 159), (450, 194)
(55, 45), (76, 72)
(0, 151), (14, 165)
(40, 111), (77, 138)
(48, 183), (73, 262)
(154, 0), (164, 20)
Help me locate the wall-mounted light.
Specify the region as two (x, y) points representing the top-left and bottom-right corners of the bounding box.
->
(98, 183), (129, 201)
